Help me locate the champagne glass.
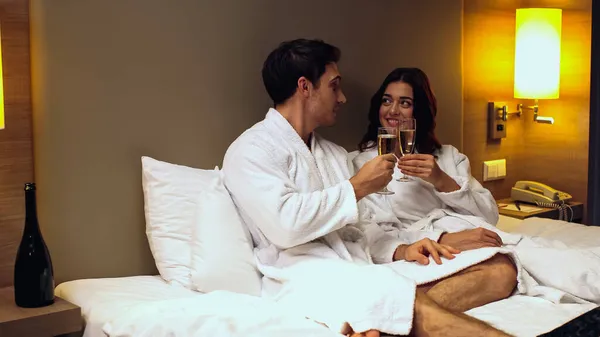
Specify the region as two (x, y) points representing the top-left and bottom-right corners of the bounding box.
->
(377, 127), (398, 195)
(397, 118), (416, 182)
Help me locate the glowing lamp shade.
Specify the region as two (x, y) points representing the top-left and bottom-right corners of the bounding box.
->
(514, 8), (562, 99)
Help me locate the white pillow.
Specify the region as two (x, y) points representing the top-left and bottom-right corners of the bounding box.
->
(190, 170), (262, 296)
(141, 156), (219, 288)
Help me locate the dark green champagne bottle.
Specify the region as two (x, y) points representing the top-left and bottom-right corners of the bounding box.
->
(14, 182), (55, 308)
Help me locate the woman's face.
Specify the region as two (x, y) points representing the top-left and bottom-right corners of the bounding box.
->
(378, 81), (414, 128)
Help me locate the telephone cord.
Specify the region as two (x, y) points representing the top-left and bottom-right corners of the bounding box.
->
(534, 200), (572, 222)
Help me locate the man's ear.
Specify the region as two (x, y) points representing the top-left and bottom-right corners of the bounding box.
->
(298, 77), (311, 97)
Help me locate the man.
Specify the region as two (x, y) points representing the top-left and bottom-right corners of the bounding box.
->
(222, 38), (516, 337)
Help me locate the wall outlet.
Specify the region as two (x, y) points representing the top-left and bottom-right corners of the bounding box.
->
(483, 159), (507, 181)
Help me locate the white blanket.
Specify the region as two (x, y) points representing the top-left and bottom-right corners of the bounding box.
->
(393, 208), (600, 305)
(101, 288), (598, 337)
(102, 291), (342, 337)
(221, 109), (513, 335)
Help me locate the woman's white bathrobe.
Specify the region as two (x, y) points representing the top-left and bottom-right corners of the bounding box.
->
(350, 145), (499, 228)
(222, 109), (515, 335)
(352, 146), (600, 305)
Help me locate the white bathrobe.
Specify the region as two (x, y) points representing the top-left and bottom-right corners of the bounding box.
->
(352, 146), (600, 305)
(222, 109), (510, 335)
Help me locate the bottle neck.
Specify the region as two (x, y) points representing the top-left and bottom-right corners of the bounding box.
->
(25, 189), (40, 232)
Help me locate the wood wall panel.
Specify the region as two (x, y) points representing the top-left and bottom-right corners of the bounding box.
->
(0, 0), (34, 287)
(463, 0), (592, 222)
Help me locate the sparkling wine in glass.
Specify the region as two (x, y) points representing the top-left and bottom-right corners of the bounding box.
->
(377, 127), (397, 195)
(398, 119), (416, 182)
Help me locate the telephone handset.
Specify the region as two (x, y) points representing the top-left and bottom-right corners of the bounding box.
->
(510, 180), (572, 205)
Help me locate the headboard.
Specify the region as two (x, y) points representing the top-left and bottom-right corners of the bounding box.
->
(28, 0), (464, 284)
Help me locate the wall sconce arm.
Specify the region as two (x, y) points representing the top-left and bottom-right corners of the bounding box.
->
(495, 105), (522, 121)
(517, 99), (554, 124)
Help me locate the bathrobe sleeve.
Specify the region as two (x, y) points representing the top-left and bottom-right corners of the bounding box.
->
(434, 146), (499, 225)
(223, 142), (360, 250)
(349, 151), (445, 263)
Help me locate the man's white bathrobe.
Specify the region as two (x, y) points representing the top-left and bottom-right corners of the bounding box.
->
(352, 146), (600, 305)
(222, 109), (521, 335)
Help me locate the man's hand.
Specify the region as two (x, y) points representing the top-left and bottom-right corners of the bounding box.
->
(350, 154), (396, 201)
(438, 228), (503, 251)
(394, 238), (460, 265)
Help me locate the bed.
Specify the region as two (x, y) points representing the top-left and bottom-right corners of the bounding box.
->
(56, 213), (600, 337)
(56, 275), (600, 337)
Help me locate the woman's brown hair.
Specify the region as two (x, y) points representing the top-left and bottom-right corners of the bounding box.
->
(358, 67), (441, 154)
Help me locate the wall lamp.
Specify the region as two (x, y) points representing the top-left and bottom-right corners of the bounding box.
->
(489, 8), (562, 139)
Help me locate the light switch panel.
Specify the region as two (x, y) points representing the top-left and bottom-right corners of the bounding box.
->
(496, 159), (506, 178)
(483, 159), (506, 181)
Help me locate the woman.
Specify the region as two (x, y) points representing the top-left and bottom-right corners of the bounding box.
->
(351, 69), (600, 315)
(351, 68), (501, 248)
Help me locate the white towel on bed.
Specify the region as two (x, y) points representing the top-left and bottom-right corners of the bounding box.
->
(396, 208), (600, 304)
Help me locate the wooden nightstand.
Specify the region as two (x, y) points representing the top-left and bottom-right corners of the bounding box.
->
(497, 198), (585, 223)
(0, 286), (81, 337)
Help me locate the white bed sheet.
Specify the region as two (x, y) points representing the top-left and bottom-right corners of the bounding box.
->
(55, 276), (201, 337)
(497, 215), (600, 248)
(57, 216), (600, 337)
(56, 275), (339, 337)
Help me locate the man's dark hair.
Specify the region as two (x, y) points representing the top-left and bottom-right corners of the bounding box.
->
(262, 38), (341, 106)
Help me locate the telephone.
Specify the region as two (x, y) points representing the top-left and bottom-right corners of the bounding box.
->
(511, 180), (572, 205)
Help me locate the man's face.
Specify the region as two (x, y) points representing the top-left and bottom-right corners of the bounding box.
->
(306, 63), (347, 127)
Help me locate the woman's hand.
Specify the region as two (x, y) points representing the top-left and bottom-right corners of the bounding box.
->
(397, 154), (459, 192)
(439, 228), (503, 251)
(397, 154), (441, 184)
(393, 238), (460, 265)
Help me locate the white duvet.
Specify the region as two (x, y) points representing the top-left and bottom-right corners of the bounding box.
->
(101, 287), (598, 337)
(100, 217), (600, 337)
(399, 209), (600, 305)
(102, 290), (342, 337)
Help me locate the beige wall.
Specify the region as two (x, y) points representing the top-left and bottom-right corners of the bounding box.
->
(30, 0), (463, 283)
